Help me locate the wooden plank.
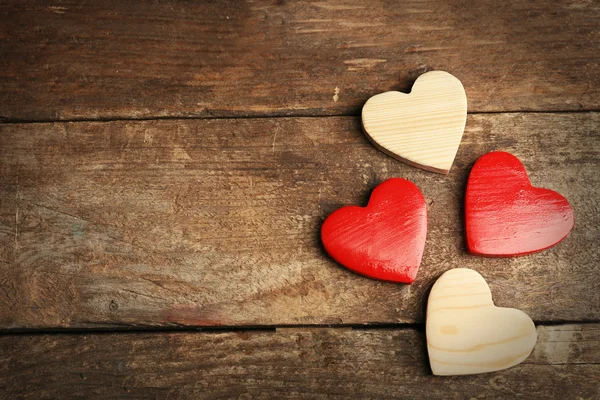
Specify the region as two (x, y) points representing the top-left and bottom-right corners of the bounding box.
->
(0, 113), (598, 329)
(0, 324), (598, 399)
(1, 0), (599, 121)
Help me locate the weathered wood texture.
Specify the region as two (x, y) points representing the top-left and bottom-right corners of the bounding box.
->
(0, 324), (598, 399)
(1, 0), (600, 121)
(1, 113), (598, 329)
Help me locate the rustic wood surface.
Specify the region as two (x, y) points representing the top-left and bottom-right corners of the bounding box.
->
(1, 0), (600, 121)
(0, 324), (598, 399)
(1, 113), (598, 329)
(1, 0), (599, 398)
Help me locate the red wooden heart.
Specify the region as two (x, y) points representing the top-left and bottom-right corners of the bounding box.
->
(321, 178), (427, 284)
(466, 151), (574, 256)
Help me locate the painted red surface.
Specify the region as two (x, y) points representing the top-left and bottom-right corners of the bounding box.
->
(321, 178), (427, 284)
(465, 151), (574, 257)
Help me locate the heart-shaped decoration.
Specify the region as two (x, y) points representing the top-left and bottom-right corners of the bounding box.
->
(427, 268), (537, 376)
(362, 71), (467, 174)
(466, 151), (574, 256)
(321, 178), (427, 284)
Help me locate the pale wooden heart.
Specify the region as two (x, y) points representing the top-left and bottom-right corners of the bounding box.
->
(426, 268), (537, 376)
(362, 71), (467, 174)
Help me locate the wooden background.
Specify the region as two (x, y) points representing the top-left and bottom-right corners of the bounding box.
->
(0, 0), (598, 398)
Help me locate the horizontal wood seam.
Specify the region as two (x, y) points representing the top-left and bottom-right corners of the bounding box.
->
(2, 109), (600, 125)
(1, 320), (599, 336)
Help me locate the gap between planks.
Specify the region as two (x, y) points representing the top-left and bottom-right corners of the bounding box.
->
(1, 109), (600, 125)
(1, 320), (599, 336)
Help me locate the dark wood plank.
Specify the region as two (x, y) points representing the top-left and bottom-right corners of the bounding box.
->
(1, 0), (599, 121)
(0, 113), (598, 329)
(0, 324), (598, 399)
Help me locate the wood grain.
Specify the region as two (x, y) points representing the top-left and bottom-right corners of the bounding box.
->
(0, 113), (598, 329)
(0, 324), (598, 399)
(427, 268), (537, 375)
(1, 0), (600, 121)
(2, 2), (598, 397)
(362, 71), (467, 173)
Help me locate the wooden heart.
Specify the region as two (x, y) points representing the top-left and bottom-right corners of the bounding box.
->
(320, 178), (427, 284)
(361, 71), (467, 174)
(466, 151), (574, 256)
(426, 268), (537, 376)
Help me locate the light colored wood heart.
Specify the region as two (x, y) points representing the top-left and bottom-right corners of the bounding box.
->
(361, 71), (467, 174)
(426, 268), (537, 376)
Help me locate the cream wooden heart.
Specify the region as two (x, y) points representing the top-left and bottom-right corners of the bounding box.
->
(362, 71), (467, 174)
(426, 268), (537, 376)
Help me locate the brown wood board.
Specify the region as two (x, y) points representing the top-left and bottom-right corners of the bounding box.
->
(0, 324), (598, 399)
(1, 113), (598, 329)
(1, 0), (600, 121)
